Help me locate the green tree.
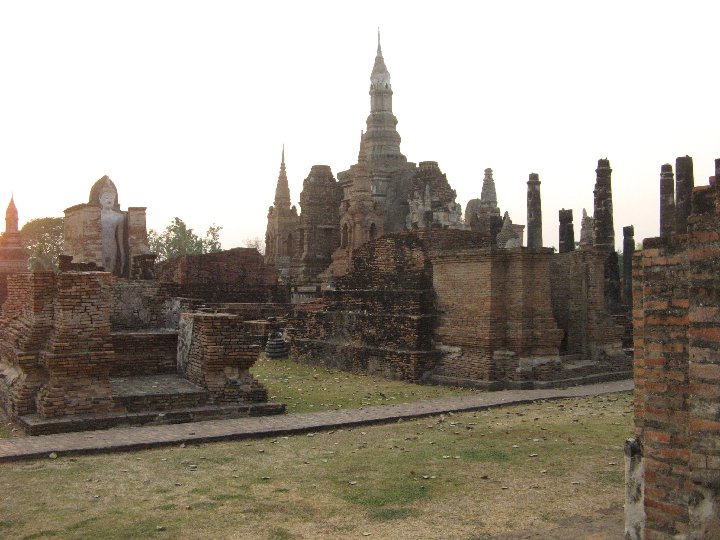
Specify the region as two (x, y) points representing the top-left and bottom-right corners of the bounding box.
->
(243, 236), (265, 255)
(19, 217), (64, 271)
(148, 217), (222, 262)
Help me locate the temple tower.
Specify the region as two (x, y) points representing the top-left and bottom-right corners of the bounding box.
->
(5, 195), (18, 234)
(0, 195), (29, 304)
(359, 30), (404, 164)
(659, 163), (675, 239)
(265, 147), (300, 279)
(465, 168), (502, 242)
(526, 173), (543, 249)
(293, 165), (342, 284)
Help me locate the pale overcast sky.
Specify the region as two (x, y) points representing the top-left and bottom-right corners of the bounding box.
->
(0, 1), (718, 250)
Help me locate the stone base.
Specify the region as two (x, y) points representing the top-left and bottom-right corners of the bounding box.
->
(17, 402), (285, 435)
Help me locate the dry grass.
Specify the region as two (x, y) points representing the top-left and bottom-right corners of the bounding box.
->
(0, 392), (633, 539)
(250, 356), (473, 413)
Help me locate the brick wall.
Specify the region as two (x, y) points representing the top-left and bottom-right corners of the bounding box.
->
(292, 229), (622, 388)
(630, 178), (720, 538)
(156, 248), (286, 303)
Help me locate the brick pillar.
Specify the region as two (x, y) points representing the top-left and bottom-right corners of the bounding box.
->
(660, 164), (675, 239)
(593, 158), (615, 249)
(526, 173), (543, 249)
(558, 209), (575, 253)
(36, 272), (117, 418)
(178, 312), (268, 403)
(622, 225), (634, 307)
(675, 155), (694, 235)
(633, 237), (690, 536)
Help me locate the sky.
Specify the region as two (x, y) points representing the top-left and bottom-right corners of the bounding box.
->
(0, 1), (718, 250)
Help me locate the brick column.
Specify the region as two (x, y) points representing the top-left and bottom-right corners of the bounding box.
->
(660, 164), (675, 239)
(622, 225), (634, 307)
(558, 209), (575, 253)
(178, 313), (268, 403)
(526, 173), (543, 249)
(675, 155), (694, 235)
(593, 158), (615, 249)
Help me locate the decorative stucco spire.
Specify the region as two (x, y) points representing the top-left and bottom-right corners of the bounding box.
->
(480, 168), (498, 209)
(361, 31), (403, 162)
(273, 146), (291, 209)
(5, 194), (18, 233)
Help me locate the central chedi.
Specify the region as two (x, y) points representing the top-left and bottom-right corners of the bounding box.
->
(265, 32), (462, 286)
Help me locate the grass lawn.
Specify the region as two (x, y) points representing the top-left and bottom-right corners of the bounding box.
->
(250, 356), (474, 413)
(0, 392), (633, 539)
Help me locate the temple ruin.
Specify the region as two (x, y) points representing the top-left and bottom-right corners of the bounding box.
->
(262, 36), (630, 389)
(0, 179), (284, 434)
(265, 34), (464, 289)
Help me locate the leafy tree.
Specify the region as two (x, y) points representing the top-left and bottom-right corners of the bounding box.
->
(19, 217), (64, 271)
(148, 217), (222, 262)
(243, 236), (265, 255)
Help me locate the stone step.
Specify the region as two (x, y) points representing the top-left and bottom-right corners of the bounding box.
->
(111, 374), (209, 413)
(17, 401), (286, 436)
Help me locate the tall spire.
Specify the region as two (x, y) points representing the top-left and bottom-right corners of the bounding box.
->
(5, 194), (18, 234)
(362, 31), (403, 162)
(273, 146), (291, 209)
(370, 29), (391, 90)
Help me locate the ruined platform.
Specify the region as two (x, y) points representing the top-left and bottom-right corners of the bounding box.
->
(17, 373), (285, 435)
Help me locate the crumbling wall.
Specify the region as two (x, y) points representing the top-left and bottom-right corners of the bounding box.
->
(292, 232), (439, 382)
(0, 272), (56, 416)
(155, 248), (286, 303)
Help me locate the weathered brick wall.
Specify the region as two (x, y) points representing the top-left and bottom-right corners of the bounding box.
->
(685, 185), (720, 537)
(110, 331), (178, 377)
(550, 249), (625, 359)
(110, 279), (179, 330)
(177, 312), (268, 403)
(0, 272), (56, 416)
(292, 232), (439, 382)
(155, 248), (286, 303)
(630, 179), (720, 538)
(431, 247), (565, 383)
(35, 272), (117, 418)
